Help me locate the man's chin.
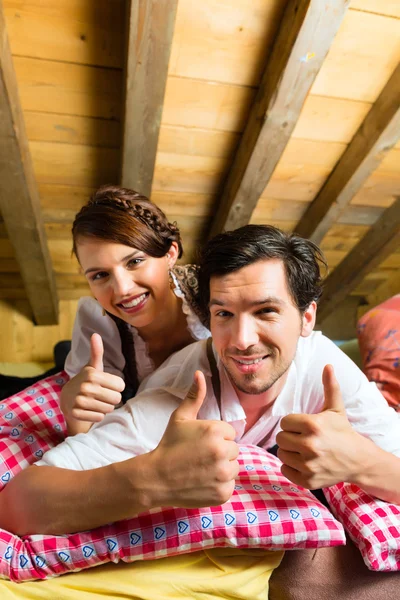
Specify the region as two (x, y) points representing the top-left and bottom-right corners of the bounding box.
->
(229, 373), (275, 396)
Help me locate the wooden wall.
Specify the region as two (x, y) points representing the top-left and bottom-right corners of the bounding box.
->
(0, 0), (399, 361)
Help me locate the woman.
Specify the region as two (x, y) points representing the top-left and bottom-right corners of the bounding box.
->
(60, 184), (210, 435)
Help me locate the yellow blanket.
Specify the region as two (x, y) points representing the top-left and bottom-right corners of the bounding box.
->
(1, 548), (283, 600)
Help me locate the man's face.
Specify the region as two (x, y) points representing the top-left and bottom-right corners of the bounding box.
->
(209, 259), (316, 398)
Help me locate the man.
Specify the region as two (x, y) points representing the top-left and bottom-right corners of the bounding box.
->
(1, 225), (400, 537)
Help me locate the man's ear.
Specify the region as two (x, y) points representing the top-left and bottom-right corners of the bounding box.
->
(301, 301), (317, 337)
(166, 241), (179, 268)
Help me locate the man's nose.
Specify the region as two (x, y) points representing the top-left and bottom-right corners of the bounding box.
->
(232, 316), (259, 351)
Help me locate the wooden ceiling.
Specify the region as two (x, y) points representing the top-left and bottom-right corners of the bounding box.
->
(0, 0), (399, 337)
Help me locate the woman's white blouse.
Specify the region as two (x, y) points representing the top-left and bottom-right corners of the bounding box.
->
(64, 275), (210, 384)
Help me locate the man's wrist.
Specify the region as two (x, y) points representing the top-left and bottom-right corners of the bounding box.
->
(347, 434), (383, 488)
(113, 451), (165, 515)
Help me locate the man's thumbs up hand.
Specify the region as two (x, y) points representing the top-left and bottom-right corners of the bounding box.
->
(173, 371), (207, 421)
(150, 370), (239, 509)
(60, 333), (125, 435)
(276, 365), (361, 490)
(322, 364), (346, 415)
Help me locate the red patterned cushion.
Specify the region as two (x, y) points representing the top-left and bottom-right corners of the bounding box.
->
(324, 483), (400, 571)
(357, 295), (400, 409)
(0, 374), (345, 582)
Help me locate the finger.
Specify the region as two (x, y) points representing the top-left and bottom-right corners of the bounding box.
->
(87, 370), (125, 394)
(88, 334), (104, 371)
(322, 364), (345, 414)
(70, 409), (108, 424)
(276, 430), (304, 452)
(280, 463), (305, 487)
(73, 398), (116, 416)
(78, 386), (122, 406)
(277, 447), (304, 472)
(174, 370), (207, 421)
(225, 440), (240, 461)
(280, 413), (313, 434)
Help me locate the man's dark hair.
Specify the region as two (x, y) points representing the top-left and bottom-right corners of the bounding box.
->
(198, 224), (327, 317)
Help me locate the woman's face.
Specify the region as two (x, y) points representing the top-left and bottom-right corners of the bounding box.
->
(76, 238), (178, 329)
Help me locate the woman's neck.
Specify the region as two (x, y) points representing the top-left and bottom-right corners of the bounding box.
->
(136, 287), (189, 351)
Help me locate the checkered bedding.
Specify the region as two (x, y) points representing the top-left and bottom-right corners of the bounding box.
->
(0, 373), (346, 582)
(324, 483), (400, 571)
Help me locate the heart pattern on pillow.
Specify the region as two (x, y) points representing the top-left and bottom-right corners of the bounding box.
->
(0, 374), (345, 582)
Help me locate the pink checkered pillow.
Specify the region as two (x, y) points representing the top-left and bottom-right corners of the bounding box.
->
(0, 374), (345, 582)
(324, 483), (400, 571)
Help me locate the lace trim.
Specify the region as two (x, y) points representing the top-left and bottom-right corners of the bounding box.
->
(129, 271), (210, 383)
(171, 272), (210, 341)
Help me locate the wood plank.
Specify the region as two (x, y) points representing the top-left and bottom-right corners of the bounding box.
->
(152, 152), (230, 195)
(40, 186), (215, 223)
(317, 197), (400, 322)
(209, 0), (349, 236)
(24, 112), (121, 147)
(162, 76), (256, 132)
(39, 184), (95, 222)
(150, 191), (215, 218)
(352, 271), (390, 297)
(351, 167), (400, 207)
(14, 56), (122, 119)
(157, 125), (240, 159)
(48, 240), (81, 274)
(4, 0), (124, 68)
(350, 1), (400, 21)
(121, 0), (179, 197)
(292, 95), (371, 144)
(0, 258), (18, 271)
(30, 141), (120, 187)
(295, 64), (400, 243)
(311, 9), (400, 103)
(362, 270), (400, 309)
(0, 1), (58, 325)
(169, 0), (285, 86)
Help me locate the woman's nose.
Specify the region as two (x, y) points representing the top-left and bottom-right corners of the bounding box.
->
(113, 272), (134, 297)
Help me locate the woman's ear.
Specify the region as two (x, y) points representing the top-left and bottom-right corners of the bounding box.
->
(166, 241), (179, 268)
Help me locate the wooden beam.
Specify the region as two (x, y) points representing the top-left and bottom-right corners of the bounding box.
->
(296, 64), (400, 243)
(357, 270), (400, 319)
(317, 198), (400, 323)
(0, 1), (58, 325)
(121, 0), (179, 197)
(209, 0), (349, 237)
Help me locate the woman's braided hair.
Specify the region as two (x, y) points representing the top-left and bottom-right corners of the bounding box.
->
(72, 185), (184, 400)
(72, 185), (183, 258)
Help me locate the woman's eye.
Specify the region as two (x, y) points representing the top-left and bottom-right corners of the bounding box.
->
(90, 271), (108, 282)
(127, 258), (144, 268)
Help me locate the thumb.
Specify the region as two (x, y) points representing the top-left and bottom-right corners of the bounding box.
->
(322, 364), (345, 414)
(88, 333), (104, 371)
(174, 370), (207, 421)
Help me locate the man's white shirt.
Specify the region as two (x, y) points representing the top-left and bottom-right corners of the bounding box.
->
(37, 332), (400, 471)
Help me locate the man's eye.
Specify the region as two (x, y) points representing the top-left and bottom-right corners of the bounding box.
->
(215, 310), (232, 318)
(256, 307), (274, 315)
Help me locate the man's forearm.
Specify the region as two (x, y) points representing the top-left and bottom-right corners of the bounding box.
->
(351, 438), (400, 504)
(0, 453), (157, 536)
